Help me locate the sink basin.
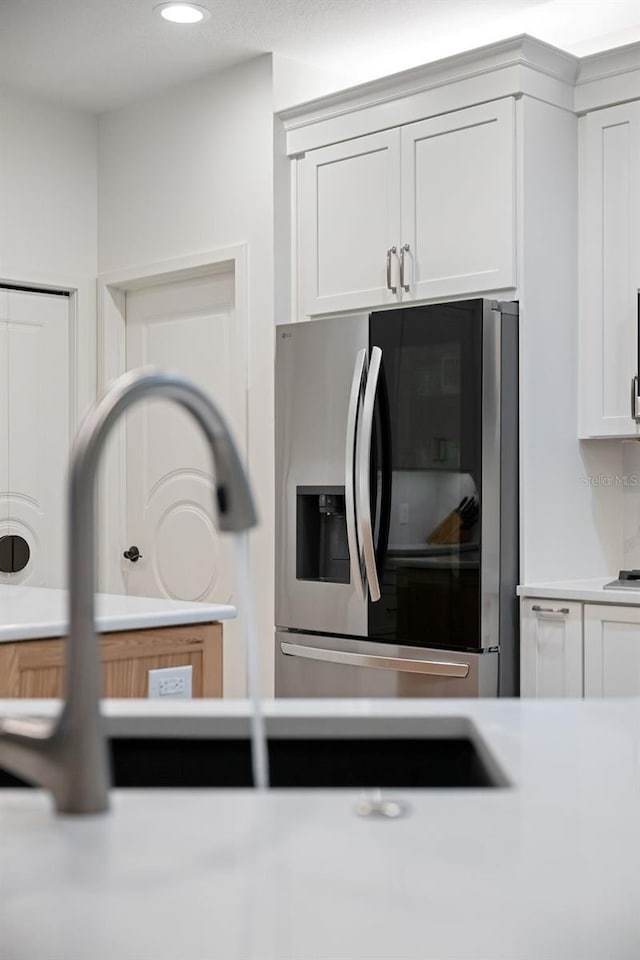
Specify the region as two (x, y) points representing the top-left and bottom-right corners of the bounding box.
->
(0, 725), (509, 790)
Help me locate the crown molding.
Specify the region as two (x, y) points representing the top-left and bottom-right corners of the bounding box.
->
(575, 41), (640, 113)
(278, 34), (640, 156)
(279, 35), (578, 127)
(279, 34), (580, 154)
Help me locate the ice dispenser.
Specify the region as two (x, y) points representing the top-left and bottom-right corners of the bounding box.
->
(296, 486), (350, 583)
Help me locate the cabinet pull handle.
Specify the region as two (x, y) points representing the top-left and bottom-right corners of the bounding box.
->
(632, 292), (640, 422)
(386, 246), (397, 293)
(400, 243), (410, 292)
(532, 604), (570, 615)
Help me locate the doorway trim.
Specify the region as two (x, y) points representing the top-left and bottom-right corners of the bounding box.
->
(97, 244), (248, 592)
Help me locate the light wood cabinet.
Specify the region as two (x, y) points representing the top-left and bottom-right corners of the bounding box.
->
(579, 99), (640, 438)
(0, 621), (222, 698)
(584, 603), (640, 697)
(297, 98), (516, 317)
(520, 599), (583, 697)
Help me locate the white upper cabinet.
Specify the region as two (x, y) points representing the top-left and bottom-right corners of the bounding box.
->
(584, 603), (640, 696)
(297, 98), (516, 317)
(299, 130), (401, 316)
(400, 99), (515, 302)
(579, 100), (640, 438)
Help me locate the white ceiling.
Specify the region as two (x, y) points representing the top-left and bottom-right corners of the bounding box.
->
(0, 0), (638, 114)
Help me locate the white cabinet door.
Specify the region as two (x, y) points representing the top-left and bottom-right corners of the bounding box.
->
(579, 100), (640, 438)
(298, 130), (401, 316)
(584, 603), (640, 697)
(520, 599), (583, 697)
(400, 98), (516, 302)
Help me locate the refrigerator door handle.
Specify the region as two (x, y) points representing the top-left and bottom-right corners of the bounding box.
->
(357, 346), (383, 602)
(280, 641), (470, 677)
(345, 348), (368, 596)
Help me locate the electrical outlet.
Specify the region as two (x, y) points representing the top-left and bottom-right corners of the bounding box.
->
(400, 502), (409, 525)
(148, 665), (193, 699)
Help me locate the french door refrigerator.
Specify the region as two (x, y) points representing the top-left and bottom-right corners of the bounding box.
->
(275, 299), (518, 698)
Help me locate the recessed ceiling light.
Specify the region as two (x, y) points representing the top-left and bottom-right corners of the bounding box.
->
(153, 2), (210, 24)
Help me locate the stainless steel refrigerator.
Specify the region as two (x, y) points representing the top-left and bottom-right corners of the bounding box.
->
(275, 299), (518, 698)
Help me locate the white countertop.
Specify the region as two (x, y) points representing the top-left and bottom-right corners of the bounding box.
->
(0, 584), (236, 642)
(1, 697), (639, 960)
(518, 576), (640, 604)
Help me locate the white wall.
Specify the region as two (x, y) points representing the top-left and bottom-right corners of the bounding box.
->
(272, 55), (353, 113)
(0, 87), (97, 281)
(519, 95), (622, 583)
(98, 56), (275, 697)
(0, 88), (98, 596)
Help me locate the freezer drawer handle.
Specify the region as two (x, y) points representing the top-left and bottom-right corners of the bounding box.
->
(280, 641), (470, 678)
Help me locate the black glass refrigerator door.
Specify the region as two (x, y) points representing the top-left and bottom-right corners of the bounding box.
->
(369, 300), (485, 652)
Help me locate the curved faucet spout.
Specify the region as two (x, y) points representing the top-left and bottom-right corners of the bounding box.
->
(0, 368), (258, 814)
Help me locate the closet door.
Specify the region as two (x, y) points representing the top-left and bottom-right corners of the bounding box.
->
(400, 98), (516, 302)
(0, 288), (70, 587)
(298, 130), (401, 316)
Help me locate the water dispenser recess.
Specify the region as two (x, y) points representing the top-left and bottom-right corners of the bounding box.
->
(296, 486), (350, 584)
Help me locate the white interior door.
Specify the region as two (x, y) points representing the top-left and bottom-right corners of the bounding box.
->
(0, 288), (70, 587)
(123, 268), (245, 612)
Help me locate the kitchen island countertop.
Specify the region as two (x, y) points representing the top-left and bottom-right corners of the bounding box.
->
(0, 696), (639, 960)
(0, 584), (236, 642)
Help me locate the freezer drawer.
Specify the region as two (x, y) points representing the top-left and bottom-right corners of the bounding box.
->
(275, 632), (498, 698)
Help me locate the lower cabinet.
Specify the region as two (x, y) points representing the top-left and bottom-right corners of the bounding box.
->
(584, 604), (640, 697)
(521, 598), (640, 698)
(0, 622), (223, 698)
(520, 600), (583, 697)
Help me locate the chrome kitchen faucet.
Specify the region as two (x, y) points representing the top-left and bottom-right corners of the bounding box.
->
(0, 368), (258, 814)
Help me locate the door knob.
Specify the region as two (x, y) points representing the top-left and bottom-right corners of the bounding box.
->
(123, 545), (142, 562)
